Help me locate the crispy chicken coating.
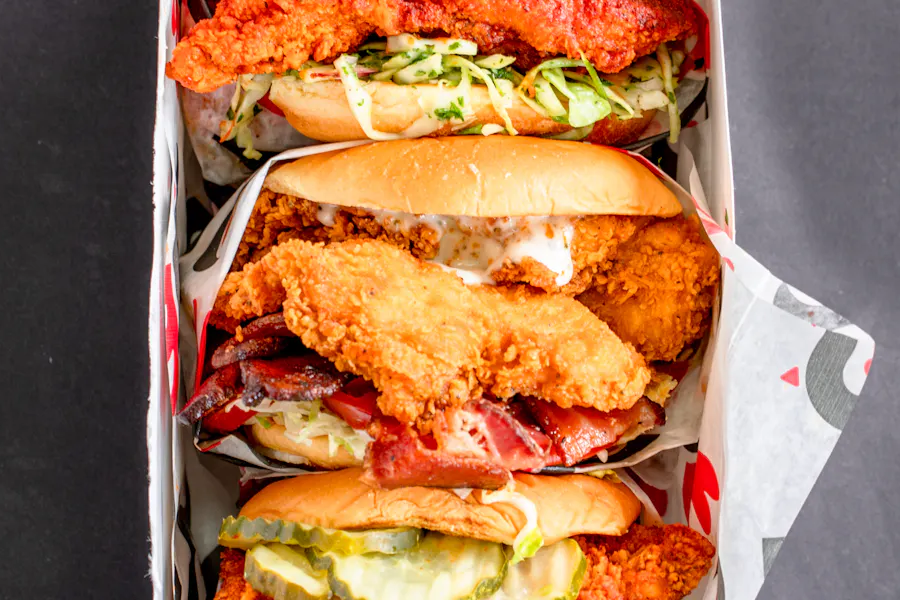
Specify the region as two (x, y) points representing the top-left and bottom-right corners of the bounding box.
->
(577, 216), (720, 362)
(221, 192), (719, 361)
(215, 523), (714, 600)
(213, 238), (650, 428)
(575, 524), (716, 600)
(167, 0), (701, 93)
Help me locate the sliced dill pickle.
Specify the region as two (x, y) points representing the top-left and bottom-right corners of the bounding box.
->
(244, 544), (330, 600)
(218, 516), (421, 554)
(309, 532), (508, 600)
(492, 539), (586, 600)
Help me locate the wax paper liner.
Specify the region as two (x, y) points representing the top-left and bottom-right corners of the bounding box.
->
(149, 1), (876, 599)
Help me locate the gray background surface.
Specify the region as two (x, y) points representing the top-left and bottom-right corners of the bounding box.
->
(724, 1), (900, 598)
(0, 0), (896, 598)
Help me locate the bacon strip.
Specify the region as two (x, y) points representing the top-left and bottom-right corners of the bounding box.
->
(211, 336), (290, 369)
(240, 356), (353, 406)
(435, 400), (553, 472)
(180, 362), (242, 424)
(363, 421), (510, 490)
(238, 312), (292, 340)
(525, 397), (664, 466)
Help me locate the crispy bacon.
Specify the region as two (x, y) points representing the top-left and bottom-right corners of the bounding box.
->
(525, 398), (664, 466)
(211, 336), (290, 369)
(363, 421), (510, 490)
(364, 399), (563, 488)
(180, 362), (242, 424)
(435, 400), (552, 472)
(237, 312), (292, 340)
(240, 356), (353, 406)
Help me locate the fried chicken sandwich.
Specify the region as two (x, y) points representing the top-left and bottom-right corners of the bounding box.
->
(212, 468), (715, 600)
(165, 0), (704, 155)
(181, 136), (720, 486)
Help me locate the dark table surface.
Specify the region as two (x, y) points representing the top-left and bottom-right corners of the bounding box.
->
(0, 1), (897, 598)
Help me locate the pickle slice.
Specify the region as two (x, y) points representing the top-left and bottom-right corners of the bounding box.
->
(244, 544), (330, 600)
(491, 539), (586, 600)
(309, 532), (508, 600)
(219, 516), (421, 554)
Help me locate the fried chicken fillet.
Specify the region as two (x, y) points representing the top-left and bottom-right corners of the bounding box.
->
(577, 217), (721, 362)
(221, 191), (719, 361)
(213, 238), (650, 428)
(215, 524), (715, 600)
(167, 0), (701, 93)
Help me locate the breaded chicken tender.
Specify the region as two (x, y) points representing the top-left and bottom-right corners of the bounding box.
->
(167, 0), (701, 93)
(225, 192), (719, 361)
(214, 238), (650, 428)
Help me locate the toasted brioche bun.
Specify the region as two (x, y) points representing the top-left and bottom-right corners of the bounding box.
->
(247, 423), (362, 469)
(240, 468), (641, 546)
(265, 136), (681, 218)
(268, 79), (655, 146)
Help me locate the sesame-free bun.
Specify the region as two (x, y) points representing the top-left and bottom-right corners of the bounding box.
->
(239, 468), (641, 546)
(247, 423), (362, 469)
(264, 136), (681, 218)
(268, 79), (656, 146)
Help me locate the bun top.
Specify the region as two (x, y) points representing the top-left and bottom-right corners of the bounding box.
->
(264, 137), (681, 218)
(239, 468), (641, 546)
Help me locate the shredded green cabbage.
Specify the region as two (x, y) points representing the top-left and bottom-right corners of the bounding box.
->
(656, 42), (681, 143)
(220, 33), (682, 143)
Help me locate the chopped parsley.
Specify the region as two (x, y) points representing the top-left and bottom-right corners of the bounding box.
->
(449, 41), (461, 51)
(459, 124), (484, 135)
(488, 67), (516, 81)
(434, 101), (465, 121)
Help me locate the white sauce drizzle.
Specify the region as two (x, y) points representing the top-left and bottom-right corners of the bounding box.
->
(316, 203), (339, 227)
(313, 204), (575, 286)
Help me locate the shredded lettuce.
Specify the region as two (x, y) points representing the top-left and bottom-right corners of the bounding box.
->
(334, 54), (407, 141)
(444, 55), (517, 135)
(220, 74), (272, 159)
(481, 488), (543, 564)
(255, 415), (275, 429)
(268, 401), (373, 460)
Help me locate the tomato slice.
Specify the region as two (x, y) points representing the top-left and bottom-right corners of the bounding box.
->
(203, 404), (257, 434)
(257, 92), (285, 117)
(323, 378), (379, 429)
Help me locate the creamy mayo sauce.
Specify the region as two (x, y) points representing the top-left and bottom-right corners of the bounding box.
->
(316, 203), (339, 227)
(314, 204), (575, 286)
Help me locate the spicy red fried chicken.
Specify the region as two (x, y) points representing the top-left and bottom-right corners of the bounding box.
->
(181, 137), (719, 485)
(166, 0), (702, 146)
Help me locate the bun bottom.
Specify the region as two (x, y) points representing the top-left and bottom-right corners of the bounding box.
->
(269, 78), (655, 145)
(247, 422), (362, 469)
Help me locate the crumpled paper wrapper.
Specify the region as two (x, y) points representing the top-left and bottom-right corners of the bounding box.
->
(149, 1), (876, 599)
